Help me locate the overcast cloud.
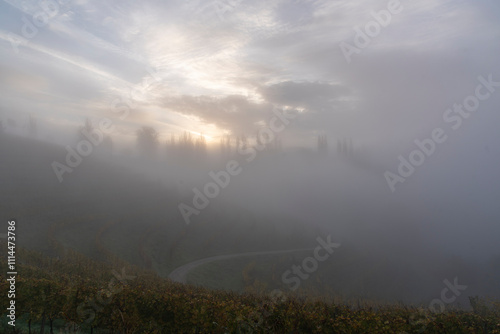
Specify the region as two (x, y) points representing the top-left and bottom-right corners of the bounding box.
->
(0, 0), (498, 147)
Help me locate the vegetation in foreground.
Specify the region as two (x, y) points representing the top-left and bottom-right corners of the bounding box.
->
(1, 245), (499, 334)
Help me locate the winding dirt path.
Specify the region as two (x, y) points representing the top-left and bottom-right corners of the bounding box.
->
(168, 248), (312, 283)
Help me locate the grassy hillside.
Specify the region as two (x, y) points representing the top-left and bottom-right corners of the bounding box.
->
(1, 245), (499, 333)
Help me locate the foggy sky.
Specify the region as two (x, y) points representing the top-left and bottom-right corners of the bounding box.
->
(0, 0), (498, 148)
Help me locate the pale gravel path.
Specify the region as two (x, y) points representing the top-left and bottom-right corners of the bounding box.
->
(168, 248), (312, 284)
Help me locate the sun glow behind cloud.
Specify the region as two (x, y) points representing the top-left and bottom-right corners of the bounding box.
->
(0, 0), (499, 150)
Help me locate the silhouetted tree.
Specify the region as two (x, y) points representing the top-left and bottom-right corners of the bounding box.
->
(220, 134), (232, 158)
(75, 118), (113, 156)
(337, 137), (354, 157)
(236, 134), (247, 152)
(165, 131), (208, 163)
(194, 134), (207, 159)
(180, 131), (194, 154)
(28, 115), (37, 137)
(136, 126), (159, 157)
(317, 134), (328, 155)
(77, 118), (93, 143)
(255, 131), (282, 154)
